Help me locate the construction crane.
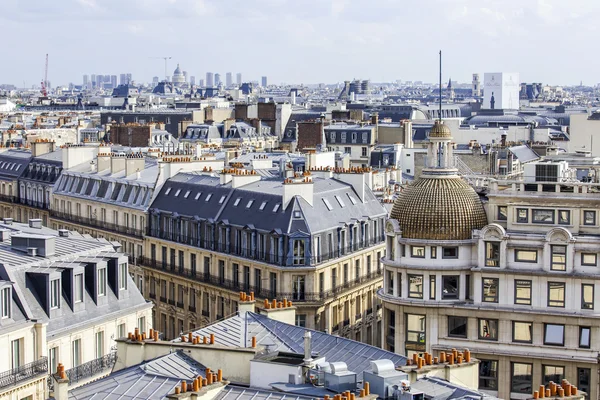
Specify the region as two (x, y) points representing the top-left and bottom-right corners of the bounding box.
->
(40, 53), (48, 97)
(149, 56), (172, 82)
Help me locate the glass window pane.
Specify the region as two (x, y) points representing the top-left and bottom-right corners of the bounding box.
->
(479, 319), (498, 340)
(544, 324), (565, 345)
(483, 278), (499, 302)
(513, 321), (533, 343)
(515, 250), (537, 263)
(479, 360), (498, 390)
(532, 209), (554, 224)
(548, 282), (565, 307)
(580, 327), (591, 348)
(485, 242), (500, 267)
(582, 284), (594, 310)
(408, 275), (423, 299)
(581, 253), (597, 266)
(442, 276), (459, 299)
(511, 363), (533, 394)
(448, 316), (467, 338)
(515, 280), (532, 305)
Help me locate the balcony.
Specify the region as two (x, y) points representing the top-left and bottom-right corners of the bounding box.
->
(50, 210), (145, 238)
(140, 256), (383, 303)
(0, 357), (48, 390)
(0, 194), (16, 204)
(189, 306), (196, 313)
(148, 229), (385, 267)
(176, 301), (184, 309)
(66, 352), (117, 386)
(19, 199), (50, 210)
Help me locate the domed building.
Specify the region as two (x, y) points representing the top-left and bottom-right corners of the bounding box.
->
(379, 119), (600, 399)
(172, 63), (185, 87)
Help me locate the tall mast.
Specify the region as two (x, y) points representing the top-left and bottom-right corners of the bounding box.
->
(439, 50), (442, 122)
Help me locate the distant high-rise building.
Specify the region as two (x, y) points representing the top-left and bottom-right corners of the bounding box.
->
(215, 73), (221, 86)
(206, 72), (214, 87)
(183, 71), (188, 83)
(472, 73), (481, 97)
(261, 76), (268, 87)
(111, 75), (118, 88)
(190, 76), (196, 86)
(83, 74), (89, 88)
(236, 73), (242, 85)
(226, 72), (232, 87)
(199, 79), (205, 87)
(152, 76), (159, 86)
(119, 73), (133, 85)
(91, 74), (96, 88)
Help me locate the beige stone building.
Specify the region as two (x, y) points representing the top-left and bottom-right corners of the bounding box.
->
(139, 168), (386, 344)
(380, 120), (600, 399)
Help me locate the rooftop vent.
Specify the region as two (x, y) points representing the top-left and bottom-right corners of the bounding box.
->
(0, 229), (10, 242)
(58, 229), (69, 237)
(29, 219), (42, 229)
(3, 218), (13, 225)
(27, 247), (37, 257)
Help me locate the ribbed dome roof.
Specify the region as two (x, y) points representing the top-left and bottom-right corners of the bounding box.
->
(428, 120), (452, 138)
(390, 176), (487, 240)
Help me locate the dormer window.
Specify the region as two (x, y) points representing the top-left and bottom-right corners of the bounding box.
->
(74, 274), (84, 303)
(50, 279), (61, 309)
(98, 268), (107, 296)
(119, 263), (128, 290)
(1, 287), (11, 319)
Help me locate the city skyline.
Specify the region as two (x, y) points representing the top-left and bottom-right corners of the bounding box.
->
(0, 0), (598, 87)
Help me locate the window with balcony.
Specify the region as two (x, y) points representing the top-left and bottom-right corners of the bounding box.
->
(550, 245), (567, 271)
(544, 323), (565, 346)
(292, 275), (305, 301)
(485, 242), (500, 267)
(478, 319), (498, 340)
(514, 280), (532, 305)
(408, 275), (423, 299)
(448, 316), (467, 338)
(293, 240), (305, 265)
(512, 321), (533, 343)
(95, 331), (104, 358)
(442, 275), (459, 299)
(72, 339), (82, 367)
(511, 362), (532, 394)
(548, 282), (565, 307)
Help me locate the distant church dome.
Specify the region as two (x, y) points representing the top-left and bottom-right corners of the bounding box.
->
(172, 63), (185, 86)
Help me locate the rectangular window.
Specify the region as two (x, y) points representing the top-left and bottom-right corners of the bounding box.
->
(411, 246), (425, 258)
(558, 210), (570, 225)
(442, 247), (458, 259)
(577, 368), (591, 396)
(497, 206), (507, 221)
(138, 316), (145, 332)
(292, 275), (305, 301)
(551, 245), (567, 271)
(485, 242), (500, 267)
(255, 269), (262, 292)
(543, 365), (565, 386)
(293, 240), (305, 265)
(544, 323), (565, 346)
(513, 321), (533, 343)
(582, 284), (594, 310)
(74, 274), (84, 303)
(448, 316), (467, 338)
(581, 253), (597, 266)
(408, 275), (423, 299)
(118, 263), (127, 290)
(387, 271), (394, 295)
(72, 339), (82, 367)
(429, 275), (436, 300)
(48, 347), (58, 375)
(583, 210), (596, 226)
(50, 279), (60, 309)
(405, 314), (426, 345)
(10, 338), (22, 369)
(579, 326), (591, 348)
(515, 249), (537, 263)
(515, 280), (532, 305)
(516, 208), (528, 223)
(98, 268), (106, 296)
(532, 209), (554, 224)
(511, 362), (533, 394)
(1, 287), (11, 318)
(482, 278), (499, 303)
(478, 319), (498, 340)
(442, 276), (459, 299)
(479, 360), (498, 390)
(117, 323), (126, 339)
(95, 331), (104, 358)
(548, 282), (565, 307)
(430, 246), (437, 259)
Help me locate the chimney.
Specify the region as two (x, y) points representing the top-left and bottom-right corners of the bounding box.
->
(97, 151), (111, 172)
(110, 154), (126, 174)
(303, 331), (312, 362)
(125, 154), (145, 177)
(282, 178), (314, 209)
(28, 219), (42, 229)
(334, 169), (372, 203)
(223, 119), (235, 134)
(231, 170), (261, 188)
(371, 112), (379, 126)
(31, 140), (55, 157)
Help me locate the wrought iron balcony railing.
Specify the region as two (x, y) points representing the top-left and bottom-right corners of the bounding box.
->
(0, 357), (48, 390)
(66, 352), (117, 386)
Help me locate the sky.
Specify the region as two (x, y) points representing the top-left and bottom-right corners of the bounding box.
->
(0, 0), (598, 88)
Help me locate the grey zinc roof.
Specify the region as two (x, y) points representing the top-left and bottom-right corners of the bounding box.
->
(0, 150), (32, 181)
(508, 145), (539, 163)
(69, 351), (206, 400)
(183, 312), (406, 379)
(215, 386), (317, 400)
(410, 376), (499, 400)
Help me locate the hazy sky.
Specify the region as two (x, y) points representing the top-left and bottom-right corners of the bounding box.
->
(1, 0), (598, 87)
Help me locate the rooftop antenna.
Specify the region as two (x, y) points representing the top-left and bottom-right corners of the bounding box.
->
(439, 50), (442, 122)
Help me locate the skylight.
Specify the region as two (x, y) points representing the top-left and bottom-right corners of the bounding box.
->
(165, 188), (172, 195)
(259, 201), (267, 210)
(174, 189), (181, 197)
(334, 195), (345, 208)
(347, 193), (357, 205)
(246, 200), (254, 209)
(205, 193), (212, 201)
(234, 198), (241, 206)
(323, 198), (333, 211)
(195, 192), (202, 200)
(273, 203), (281, 212)
(184, 190), (191, 198)
(219, 195), (226, 204)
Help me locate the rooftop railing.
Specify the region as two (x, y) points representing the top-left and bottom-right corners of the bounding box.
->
(66, 352), (117, 386)
(50, 210), (145, 238)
